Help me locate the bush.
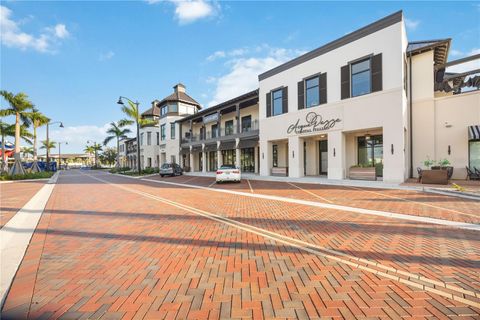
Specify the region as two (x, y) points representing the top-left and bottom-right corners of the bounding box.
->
(0, 171), (55, 181)
(141, 167), (159, 175)
(109, 167), (131, 174)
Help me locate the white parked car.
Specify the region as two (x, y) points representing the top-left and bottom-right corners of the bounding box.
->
(216, 165), (241, 183)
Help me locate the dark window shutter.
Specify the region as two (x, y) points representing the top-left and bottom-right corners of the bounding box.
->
(282, 86), (288, 114)
(341, 65), (350, 100)
(297, 81), (304, 110)
(266, 92), (271, 117)
(371, 53), (382, 92)
(319, 73), (327, 105)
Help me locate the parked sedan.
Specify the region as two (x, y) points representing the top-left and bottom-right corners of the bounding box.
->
(216, 165), (241, 183)
(160, 163), (183, 177)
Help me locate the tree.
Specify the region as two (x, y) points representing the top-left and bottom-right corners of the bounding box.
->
(0, 91), (33, 175)
(99, 147), (117, 166)
(22, 146), (34, 158)
(0, 120), (33, 173)
(41, 140), (56, 153)
(27, 107), (50, 172)
(103, 121), (131, 168)
(85, 143), (102, 167)
(118, 100), (156, 172)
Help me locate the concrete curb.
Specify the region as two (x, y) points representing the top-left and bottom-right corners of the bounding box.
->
(0, 171), (59, 308)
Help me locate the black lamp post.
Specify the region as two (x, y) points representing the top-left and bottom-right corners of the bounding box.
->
(46, 121), (64, 171)
(117, 96), (141, 174)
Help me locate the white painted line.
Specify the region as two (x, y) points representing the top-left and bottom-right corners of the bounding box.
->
(0, 172), (58, 307)
(84, 172), (480, 308)
(287, 182), (333, 203)
(135, 176), (480, 231)
(182, 176), (199, 184)
(346, 185), (478, 219)
(247, 179), (254, 193)
(208, 180), (217, 188)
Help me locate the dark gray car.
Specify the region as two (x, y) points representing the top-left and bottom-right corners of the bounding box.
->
(160, 163), (183, 177)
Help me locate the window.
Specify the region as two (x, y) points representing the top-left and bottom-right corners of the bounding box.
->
(140, 133), (144, 146)
(160, 124), (166, 141)
(305, 76), (319, 107)
(241, 115), (252, 132)
(211, 124), (218, 138)
(241, 148), (255, 172)
(470, 140), (480, 169)
(147, 132), (152, 146)
(170, 123), (176, 139)
(209, 151), (217, 171)
(272, 89), (283, 116)
(357, 135), (383, 177)
(351, 59), (371, 97)
(161, 106), (168, 116)
(171, 155), (176, 164)
(156, 132), (159, 145)
(222, 149), (236, 166)
(225, 120), (234, 136)
(272, 145), (278, 167)
(147, 157), (152, 167)
(169, 103), (178, 113)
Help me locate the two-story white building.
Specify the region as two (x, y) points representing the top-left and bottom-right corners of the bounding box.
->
(257, 10), (479, 183)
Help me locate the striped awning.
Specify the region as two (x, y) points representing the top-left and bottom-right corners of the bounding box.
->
(219, 140), (236, 151)
(469, 125), (480, 140)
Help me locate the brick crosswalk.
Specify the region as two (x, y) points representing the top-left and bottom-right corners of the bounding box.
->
(1, 170), (479, 319)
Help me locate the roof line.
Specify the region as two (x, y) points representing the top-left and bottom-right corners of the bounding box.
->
(258, 10), (403, 81)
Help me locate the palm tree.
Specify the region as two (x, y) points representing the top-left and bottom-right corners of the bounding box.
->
(0, 91), (33, 174)
(84, 143), (102, 167)
(27, 107), (50, 172)
(118, 100), (156, 172)
(0, 120), (33, 173)
(41, 140), (56, 155)
(22, 146), (34, 158)
(103, 121), (131, 168)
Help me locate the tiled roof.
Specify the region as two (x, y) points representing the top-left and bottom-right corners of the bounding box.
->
(159, 91), (200, 107)
(141, 106), (160, 117)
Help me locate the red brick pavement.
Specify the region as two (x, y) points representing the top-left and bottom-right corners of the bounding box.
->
(1, 170), (479, 319)
(0, 180), (46, 228)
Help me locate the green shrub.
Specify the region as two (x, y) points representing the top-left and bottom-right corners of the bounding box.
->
(0, 171), (55, 181)
(109, 167), (131, 174)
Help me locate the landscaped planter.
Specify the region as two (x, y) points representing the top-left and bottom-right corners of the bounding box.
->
(349, 167), (376, 181)
(421, 169), (448, 184)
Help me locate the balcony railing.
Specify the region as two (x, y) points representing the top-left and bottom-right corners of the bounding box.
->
(181, 119), (259, 144)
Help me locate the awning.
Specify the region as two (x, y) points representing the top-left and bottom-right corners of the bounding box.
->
(469, 125), (480, 140)
(180, 147), (190, 155)
(204, 143), (217, 152)
(238, 138), (259, 149)
(191, 145), (203, 152)
(219, 140), (236, 151)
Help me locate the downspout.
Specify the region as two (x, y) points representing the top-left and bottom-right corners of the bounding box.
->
(408, 53), (413, 178)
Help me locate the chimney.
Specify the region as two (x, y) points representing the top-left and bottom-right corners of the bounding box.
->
(173, 83), (186, 94)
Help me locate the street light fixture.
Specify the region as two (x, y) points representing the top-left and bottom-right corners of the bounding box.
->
(46, 121), (64, 171)
(117, 96), (141, 174)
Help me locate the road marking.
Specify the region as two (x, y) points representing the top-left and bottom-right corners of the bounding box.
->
(135, 175), (480, 231)
(208, 180), (217, 188)
(182, 176), (199, 184)
(287, 182), (333, 203)
(84, 172), (480, 307)
(247, 179), (254, 193)
(346, 185), (478, 219)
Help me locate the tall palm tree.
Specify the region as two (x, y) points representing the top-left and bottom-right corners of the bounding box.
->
(118, 100), (156, 172)
(103, 121), (131, 168)
(84, 143), (102, 167)
(40, 140), (56, 155)
(22, 146), (34, 158)
(0, 91), (33, 175)
(27, 107), (50, 172)
(0, 120), (33, 173)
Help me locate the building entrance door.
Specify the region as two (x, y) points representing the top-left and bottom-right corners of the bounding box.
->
(319, 140), (328, 175)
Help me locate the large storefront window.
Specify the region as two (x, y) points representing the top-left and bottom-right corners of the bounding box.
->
(222, 150), (236, 166)
(241, 148), (255, 172)
(470, 140), (480, 168)
(209, 151), (217, 171)
(358, 135), (383, 177)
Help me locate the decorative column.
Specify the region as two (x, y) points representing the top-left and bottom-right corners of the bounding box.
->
(217, 141), (222, 169)
(235, 104), (240, 134)
(327, 131), (345, 180)
(254, 145), (259, 174)
(235, 138), (241, 169)
(259, 140), (270, 176)
(202, 145), (207, 173)
(288, 136), (304, 178)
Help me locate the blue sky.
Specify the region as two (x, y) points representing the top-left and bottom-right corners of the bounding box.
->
(1, 1), (479, 153)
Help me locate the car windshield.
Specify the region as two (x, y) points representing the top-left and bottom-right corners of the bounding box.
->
(220, 165), (236, 170)
(161, 164), (171, 169)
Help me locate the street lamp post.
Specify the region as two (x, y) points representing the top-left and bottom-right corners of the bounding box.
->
(58, 142), (68, 170)
(46, 121), (64, 171)
(117, 96), (141, 174)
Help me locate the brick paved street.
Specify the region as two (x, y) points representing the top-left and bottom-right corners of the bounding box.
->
(1, 180), (47, 228)
(1, 170), (479, 319)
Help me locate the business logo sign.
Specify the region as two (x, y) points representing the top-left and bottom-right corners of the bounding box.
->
(287, 112), (341, 134)
(203, 113), (218, 124)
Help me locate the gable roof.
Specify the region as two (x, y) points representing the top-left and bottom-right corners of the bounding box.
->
(407, 39), (451, 65)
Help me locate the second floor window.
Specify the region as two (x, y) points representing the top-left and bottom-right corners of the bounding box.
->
(147, 132), (152, 145)
(272, 89), (283, 116)
(160, 124), (166, 141)
(305, 77), (319, 107)
(161, 106), (167, 116)
(170, 123), (175, 139)
(241, 115), (252, 132)
(140, 133), (144, 146)
(211, 124), (218, 138)
(225, 120), (234, 136)
(351, 59), (371, 97)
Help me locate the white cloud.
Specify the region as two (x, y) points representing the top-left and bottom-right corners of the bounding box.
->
(99, 50), (115, 61)
(206, 47), (249, 62)
(450, 49), (463, 57)
(147, 0), (219, 24)
(0, 5), (69, 53)
(405, 18), (420, 31)
(206, 50), (225, 61)
(207, 45), (306, 107)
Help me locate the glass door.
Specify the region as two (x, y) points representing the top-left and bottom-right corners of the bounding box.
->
(357, 135), (383, 177)
(241, 148), (255, 172)
(319, 140), (328, 175)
